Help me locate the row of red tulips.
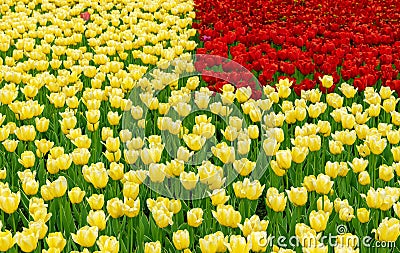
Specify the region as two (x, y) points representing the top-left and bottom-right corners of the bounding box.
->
(193, 0), (400, 93)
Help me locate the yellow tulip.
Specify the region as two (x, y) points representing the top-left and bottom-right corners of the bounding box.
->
(173, 229), (190, 250)
(68, 187), (86, 204)
(314, 174), (334, 195)
(187, 208), (203, 227)
(358, 171), (371, 185)
(0, 191), (20, 214)
(86, 210), (107, 230)
(212, 205), (242, 228)
(265, 187), (286, 212)
(145, 241), (162, 253)
(320, 75), (333, 88)
(14, 228), (39, 252)
(106, 198), (124, 218)
(317, 196), (333, 214)
(0, 230), (14, 252)
(71, 226), (98, 248)
(309, 210), (329, 232)
(18, 151), (36, 168)
(46, 232), (66, 250)
(225, 235), (251, 253)
(87, 194), (104, 210)
(97, 236), (119, 253)
(356, 208), (370, 223)
(180, 171), (198, 190)
(286, 187), (308, 207)
(373, 218), (400, 242)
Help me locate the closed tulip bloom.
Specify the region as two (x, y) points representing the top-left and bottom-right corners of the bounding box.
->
(325, 161), (340, 179)
(108, 162), (124, 180)
(212, 205), (242, 228)
(317, 196), (333, 214)
(233, 158), (256, 176)
(0, 230), (14, 252)
(96, 236), (119, 253)
(266, 187), (286, 212)
(22, 179), (39, 196)
(373, 218), (400, 242)
(209, 189), (230, 206)
(199, 236), (218, 253)
(320, 75), (333, 88)
(87, 210), (107, 230)
(50, 176), (68, 198)
(307, 135), (321, 151)
(28, 220), (48, 239)
(286, 187), (308, 207)
(348, 158), (368, 173)
(225, 235), (251, 253)
(387, 130), (400, 145)
(379, 165), (394, 182)
(238, 215), (269, 238)
(152, 209), (173, 228)
(148, 163), (166, 183)
(366, 135), (386, 155)
(339, 206), (355, 222)
(16, 125), (36, 141)
(176, 146), (194, 162)
(357, 208), (370, 223)
(123, 182), (139, 200)
(2, 139), (19, 153)
(180, 172), (198, 190)
(105, 137), (120, 152)
(14, 228), (39, 252)
(183, 134), (206, 151)
(145, 241), (161, 253)
(0, 191), (20, 214)
(309, 210), (330, 232)
(172, 229), (190, 250)
(356, 144), (370, 157)
(187, 208), (203, 227)
(18, 151), (36, 168)
(107, 111), (121, 125)
(275, 149), (292, 170)
(107, 198), (124, 218)
(358, 171), (371, 185)
(68, 187), (85, 204)
(46, 232), (66, 250)
(341, 114), (355, 129)
(71, 148), (91, 165)
(71, 226), (98, 247)
(263, 138), (280, 156)
(314, 174), (334, 195)
(35, 117), (49, 132)
(87, 194), (104, 210)
(339, 83), (357, 98)
(392, 147), (400, 162)
(361, 188), (384, 209)
(269, 159), (286, 176)
(329, 140), (344, 155)
(123, 197), (140, 218)
(302, 175), (316, 192)
(291, 146), (308, 164)
(248, 125), (259, 139)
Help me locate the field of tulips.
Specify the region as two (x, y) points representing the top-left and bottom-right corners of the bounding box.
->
(1, 0), (400, 252)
